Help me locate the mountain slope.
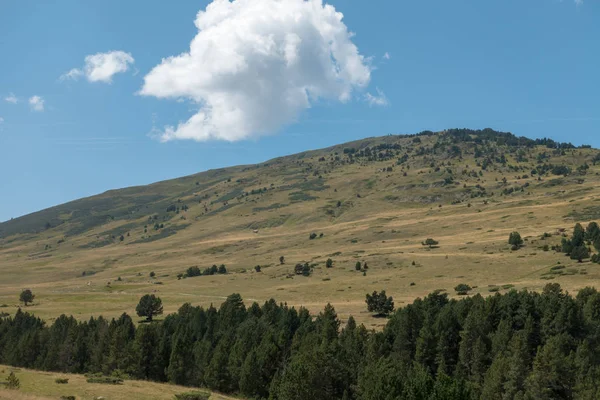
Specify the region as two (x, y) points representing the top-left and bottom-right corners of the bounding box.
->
(1, 128), (599, 327)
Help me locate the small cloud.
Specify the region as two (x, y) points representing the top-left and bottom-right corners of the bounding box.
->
(60, 68), (84, 81)
(0, 117), (4, 123)
(61, 50), (135, 84)
(365, 88), (389, 107)
(383, 52), (391, 60)
(29, 95), (45, 112)
(5, 93), (18, 104)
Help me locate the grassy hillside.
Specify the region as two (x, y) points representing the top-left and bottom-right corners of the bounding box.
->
(1, 128), (599, 327)
(0, 366), (236, 400)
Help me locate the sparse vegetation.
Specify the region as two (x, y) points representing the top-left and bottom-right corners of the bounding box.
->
(454, 283), (472, 295)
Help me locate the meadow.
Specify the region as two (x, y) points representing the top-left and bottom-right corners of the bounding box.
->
(1, 129), (599, 328)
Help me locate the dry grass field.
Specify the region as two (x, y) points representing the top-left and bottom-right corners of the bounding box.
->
(1, 130), (599, 328)
(0, 366), (237, 400)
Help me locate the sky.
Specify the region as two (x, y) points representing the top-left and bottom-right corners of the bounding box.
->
(0, 0), (599, 222)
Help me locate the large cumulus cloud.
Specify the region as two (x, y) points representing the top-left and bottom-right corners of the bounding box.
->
(140, 0), (372, 142)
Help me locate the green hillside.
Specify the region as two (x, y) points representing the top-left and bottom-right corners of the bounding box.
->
(1, 128), (599, 327)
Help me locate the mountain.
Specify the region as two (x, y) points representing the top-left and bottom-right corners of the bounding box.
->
(1, 128), (598, 326)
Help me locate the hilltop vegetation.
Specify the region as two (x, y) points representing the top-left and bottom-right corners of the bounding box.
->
(1, 128), (600, 328)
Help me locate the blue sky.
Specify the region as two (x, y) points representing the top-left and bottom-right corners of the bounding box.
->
(0, 0), (598, 222)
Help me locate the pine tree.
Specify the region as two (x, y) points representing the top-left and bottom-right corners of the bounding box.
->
(525, 335), (575, 400)
(5, 371), (20, 389)
(167, 328), (194, 385)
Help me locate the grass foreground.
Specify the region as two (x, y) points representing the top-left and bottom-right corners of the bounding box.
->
(0, 366), (237, 400)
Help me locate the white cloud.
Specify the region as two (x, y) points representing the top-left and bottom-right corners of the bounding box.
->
(0, 117), (4, 123)
(140, 0), (372, 142)
(61, 50), (135, 83)
(5, 93), (18, 104)
(365, 88), (388, 107)
(383, 52), (391, 60)
(29, 96), (45, 112)
(60, 68), (84, 81)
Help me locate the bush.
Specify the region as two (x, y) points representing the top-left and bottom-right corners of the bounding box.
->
(422, 238), (439, 248)
(174, 391), (210, 400)
(55, 378), (69, 384)
(186, 266), (201, 277)
(326, 258), (334, 268)
(5, 371), (19, 389)
(254, 265), (261, 272)
(60, 396), (76, 400)
(454, 284), (472, 295)
(309, 233), (317, 240)
(85, 374), (123, 385)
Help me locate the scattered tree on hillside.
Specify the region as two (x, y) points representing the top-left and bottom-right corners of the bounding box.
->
(136, 294), (163, 322)
(302, 263), (311, 277)
(365, 290), (394, 317)
(309, 233), (318, 240)
(326, 258), (334, 268)
(254, 265), (261, 273)
(5, 372), (19, 389)
(355, 262), (362, 271)
(454, 284), (472, 295)
(571, 245), (590, 263)
(186, 266), (201, 277)
(422, 238), (439, 248)
(218, 265), (227, 274)
(279, 256), (285, 265)
(19, 289), (34, 306)
(149, 271), (156, 278)
(508, 232), (524, 249)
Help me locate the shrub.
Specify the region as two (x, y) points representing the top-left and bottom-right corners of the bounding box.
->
(186, 266), (201, 277)
(60, 396), (76, 400)
(422, 238), (439, 248)
(254, 265), (261, 272)
(355, 261), (362, 271)
(5, 371), (19, 389)
(174, 391), (210, 400)
(85, 374), (123, 385)
(309, 233), (318, 240)
(149, 271), (156, 278)
(55, 378), (69, 384)
(454, 284), (472, 295)
(326, 258), (334, 268)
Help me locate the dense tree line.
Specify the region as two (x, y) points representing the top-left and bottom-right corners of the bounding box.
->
(3, 286), (600, 399)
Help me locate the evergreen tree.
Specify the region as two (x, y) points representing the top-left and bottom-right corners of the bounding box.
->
(19, 289), (34, 306)
(135, 294), (163, 322)
(365, 290), (394, 317)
